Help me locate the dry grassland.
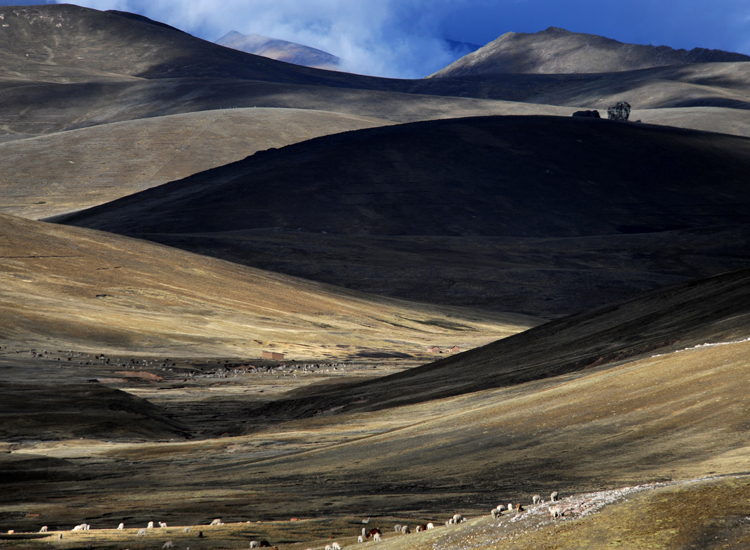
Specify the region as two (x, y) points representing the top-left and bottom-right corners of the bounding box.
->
(1, 334), (748, 549)
(0, 109), (394, 220)
(0, 214), (537, 359)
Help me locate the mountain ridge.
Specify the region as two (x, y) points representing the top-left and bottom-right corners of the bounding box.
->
(430, 26), (750, 77)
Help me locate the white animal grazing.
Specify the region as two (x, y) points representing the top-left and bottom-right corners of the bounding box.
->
(393, 524), (402, 533)
(426, 523), (434, 530)
(401, 525), (410, 534)
(373, 533), (381, 542)
(159, 522), (167, 528)
(452, 514), (463, 524)
(549, 505), (562, 519)
(250, 541), (260, 548)
(39, 526), (48, 533)
(362, 528), (366, 537)
(183, 527), (192, 534)
(362, 517), (370, 524)
(532, 494), (541, 505)
(163, 541), (174, 549)
(137, 528), (148, 536)
(508, 503), (514, 513)
(550, 491), (559, 502)
(210, 519), (223, 526)
(357, 536), (364, 543)
(491, 508), (501, 519)
(117, 523), (124, 530)
(325, 545), (332, 550)
(332, 543), (341, 550)
(72, 524), (90, 531)
(147, 521), (155, 529)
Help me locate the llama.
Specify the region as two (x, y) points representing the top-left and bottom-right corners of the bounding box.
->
(550, 491), (559, 502)
(426, 523), (434, 530)
(147, 521), (155, 529)
(532, 494), (541, 505)
(452, 514), (463, 524)
(39, 526), (48, 533)
(137, 528), (148, 536)
(357, 536), (364, 543)
(393, 524), (402, 533)
(332, 542), (341, 550)
(400, 525), (410, 534)
(117, 523), (124, 530)
(163, 541), (174, 549)
(250, 541), (260, 548)
(373, 533), (381, 542)
(491, 508), (501, 519)
(210, 519), (223, 526)
(159, 522), (168, 528)
(183, 527), (192, 534)
(549, 505), (562, 519)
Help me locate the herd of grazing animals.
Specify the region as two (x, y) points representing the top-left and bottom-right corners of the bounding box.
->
(12, 492), (564, 548)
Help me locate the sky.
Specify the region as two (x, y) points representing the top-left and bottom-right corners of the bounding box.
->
(6, 0), (750, 78)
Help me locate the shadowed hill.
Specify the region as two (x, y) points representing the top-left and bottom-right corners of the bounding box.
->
(53, 115), (750, 318)
(216, 31), (342, 70)
(245, 265), (750, 420)
(56, 115), (750, 238)
(430, 26), (750, 78)
(0, 383), (190, 441)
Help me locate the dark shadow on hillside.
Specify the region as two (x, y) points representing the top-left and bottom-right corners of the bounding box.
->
(242, 267), (750, 424)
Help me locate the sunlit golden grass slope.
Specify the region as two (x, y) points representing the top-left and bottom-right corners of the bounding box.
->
(0, 214), (538, 359)
(3, 305), (749, 529)
(168, 327), (750, 518)
(0, 108), (393, 220)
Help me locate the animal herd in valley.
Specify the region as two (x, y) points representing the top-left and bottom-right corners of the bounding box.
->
(14, 491), (563, 547)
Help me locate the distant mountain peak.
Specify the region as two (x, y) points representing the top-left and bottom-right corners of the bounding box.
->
(429, 27), (750, 77)
(215, 31), (342, 71)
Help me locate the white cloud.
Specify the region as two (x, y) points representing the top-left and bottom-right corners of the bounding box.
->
(55, 0), (469, 78)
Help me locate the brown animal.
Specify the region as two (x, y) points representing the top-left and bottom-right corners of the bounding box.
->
(516, 503), (524, 514)
(416, 524), (427, 532)
(367, 528), (381, 538)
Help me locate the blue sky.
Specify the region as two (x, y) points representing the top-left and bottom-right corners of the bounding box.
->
(6, 1), (750, 78)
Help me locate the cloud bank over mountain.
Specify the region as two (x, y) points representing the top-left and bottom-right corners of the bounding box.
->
(46, 0), (750, 78)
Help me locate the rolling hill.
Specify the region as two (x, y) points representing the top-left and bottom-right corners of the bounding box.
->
(2, 266), (749, 531)
(0, 214), (536, 359)
(53, 115), (750, 317)
(0, 108), (393, 220)
(54, 115), (750, 237)
(3, 4), (750, 546)
(429, 26), (750, 77)
(1, 4), (749, 141)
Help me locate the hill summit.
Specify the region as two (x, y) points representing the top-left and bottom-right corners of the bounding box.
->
(216, 31), (342, 70)
(429, 26), (750, 77)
